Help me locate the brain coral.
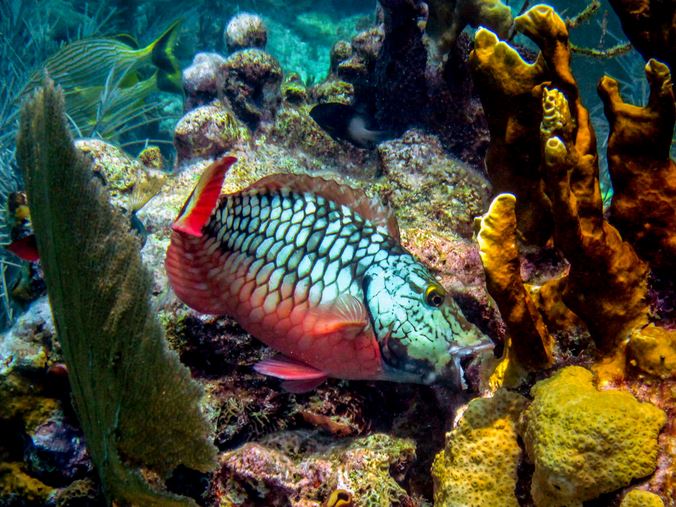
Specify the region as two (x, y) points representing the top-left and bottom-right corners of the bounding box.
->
(431, 388), (528, 507)
(520, 366), (666, 507)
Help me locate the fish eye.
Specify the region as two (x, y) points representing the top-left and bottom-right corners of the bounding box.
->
(424, 285), (446, 308)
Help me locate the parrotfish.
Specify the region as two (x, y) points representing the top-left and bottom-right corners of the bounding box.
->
(166, 157), (492, 392)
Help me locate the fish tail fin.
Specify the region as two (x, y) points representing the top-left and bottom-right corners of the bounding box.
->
(148, 19), (183, 93)
(166, 156), (237, 314)
(172, 156), (236, 237)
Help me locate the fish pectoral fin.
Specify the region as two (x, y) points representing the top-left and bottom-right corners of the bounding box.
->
(254, 356), (328, 393)
(254, 355), (327, 380)
(309, 294), (370, 339)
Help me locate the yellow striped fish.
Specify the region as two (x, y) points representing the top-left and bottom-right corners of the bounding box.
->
(23, 19), (183, 95)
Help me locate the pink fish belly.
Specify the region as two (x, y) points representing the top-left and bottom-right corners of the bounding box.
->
(167, 233), (383, 380)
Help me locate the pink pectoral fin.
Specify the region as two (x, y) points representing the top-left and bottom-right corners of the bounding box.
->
(254, 356), (327, 380)
(309, 294), (370, 338)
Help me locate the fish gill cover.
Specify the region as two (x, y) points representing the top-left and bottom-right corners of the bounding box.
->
(16, 80), (216, 505)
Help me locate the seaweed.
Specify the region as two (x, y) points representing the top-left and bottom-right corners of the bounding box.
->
(16, 80), (217, 505)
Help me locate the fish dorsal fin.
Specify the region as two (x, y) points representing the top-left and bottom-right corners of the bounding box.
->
(240, 173), (400, 241)
(172, 156), (236, 237)
(111, 33), (140, 49)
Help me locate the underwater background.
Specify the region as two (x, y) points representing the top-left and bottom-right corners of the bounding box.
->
(0, 0), (674, 506)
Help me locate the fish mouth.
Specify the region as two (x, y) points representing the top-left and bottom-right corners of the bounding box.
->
(449, 341), (495, 390)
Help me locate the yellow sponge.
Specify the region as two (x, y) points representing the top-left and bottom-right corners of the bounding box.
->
(432, 389), (528, 506)
(521, 366), (666, 506)
(620, 490), (665, 507)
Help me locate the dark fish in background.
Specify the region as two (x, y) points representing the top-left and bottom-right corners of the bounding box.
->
(310, 103), (393, 148)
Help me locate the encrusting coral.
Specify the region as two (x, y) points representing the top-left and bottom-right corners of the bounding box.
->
(520, 366), (666, 507)
(431, 389), (527, 507)
(174, 102), (246, 164)
(620, 489), (666, 507)
(224, 13), (268, 53)
(598, 59), (676, 274)
(17, 80), (216, 505)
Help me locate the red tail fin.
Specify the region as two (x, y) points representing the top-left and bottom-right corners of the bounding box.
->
(172, 156), (237, 237)
(166, 156), (236, 315)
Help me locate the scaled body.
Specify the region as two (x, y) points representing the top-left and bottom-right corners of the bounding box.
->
(166, 157), (491, 391)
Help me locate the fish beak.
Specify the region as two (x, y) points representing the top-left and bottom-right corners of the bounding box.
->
(448, 340), (495, 390)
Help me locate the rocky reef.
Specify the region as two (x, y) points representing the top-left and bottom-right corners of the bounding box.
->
(1, 1), (674, 507)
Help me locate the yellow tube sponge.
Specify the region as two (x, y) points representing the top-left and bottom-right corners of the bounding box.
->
(521, 366), (666, 507)
(432, 389), (528, 507)
(477, 193), (553, 371)
(598, 59), (676, 273)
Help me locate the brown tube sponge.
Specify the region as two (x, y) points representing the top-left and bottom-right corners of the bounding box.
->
(477, 193), (553, 370)
(599, 59), (676, 273)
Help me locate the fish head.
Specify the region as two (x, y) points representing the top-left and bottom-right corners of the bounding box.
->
(364, 259), (494, 389)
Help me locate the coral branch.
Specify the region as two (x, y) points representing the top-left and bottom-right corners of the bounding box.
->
(570, 42), (633, 58)
(565, 0), (601, 29)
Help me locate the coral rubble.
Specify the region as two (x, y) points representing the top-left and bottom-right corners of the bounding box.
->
(210, 431), (417, 507)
